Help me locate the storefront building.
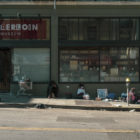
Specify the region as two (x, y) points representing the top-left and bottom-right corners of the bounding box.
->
(0, 1), (140, 98)
(0, 16), (51, 96)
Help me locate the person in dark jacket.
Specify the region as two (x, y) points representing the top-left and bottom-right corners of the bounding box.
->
(47, 80), (58, 98)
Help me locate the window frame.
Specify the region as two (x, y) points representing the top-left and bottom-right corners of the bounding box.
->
(58, 17), (140, 41)
(58, 46), (140, 83)
(12, 47), (51, 83)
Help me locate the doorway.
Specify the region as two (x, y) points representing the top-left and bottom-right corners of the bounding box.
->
(0, 49), (11, 92)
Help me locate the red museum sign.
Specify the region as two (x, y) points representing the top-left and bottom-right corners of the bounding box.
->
(0, 19), (47, 39)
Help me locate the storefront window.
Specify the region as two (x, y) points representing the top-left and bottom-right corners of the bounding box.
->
(60, 49), (99, 82)
(59, 18), (68, 40)
(100, 47), (139, 82)
(130, 19), (139, 40)
(119, 19), (131, 40)
(59, 18), (139, 41)
(68, 19), (78, 40)
(79, 18), (97, 40)
(59, 18), (78, 40)
(60, 47), (139, 82)
(12, 48), (50, 82)
(99, 19), (110, 40)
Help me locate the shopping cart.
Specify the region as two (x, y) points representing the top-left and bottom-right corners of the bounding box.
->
(17, 80), (32, 97)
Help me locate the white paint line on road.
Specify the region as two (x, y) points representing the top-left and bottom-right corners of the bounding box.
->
(0, 127), (139, 133)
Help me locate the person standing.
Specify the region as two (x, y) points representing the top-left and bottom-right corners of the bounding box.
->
(128, 88), (136, 104)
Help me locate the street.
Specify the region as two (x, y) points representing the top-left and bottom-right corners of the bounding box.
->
(0, 107), (139, 140)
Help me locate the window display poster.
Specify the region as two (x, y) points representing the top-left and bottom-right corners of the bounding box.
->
(70, 60), (78, 70)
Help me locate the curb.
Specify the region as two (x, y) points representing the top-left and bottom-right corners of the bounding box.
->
(0, 103), (140, 111)
(45, 105), (140, 111)
(0, 103), (36, 108)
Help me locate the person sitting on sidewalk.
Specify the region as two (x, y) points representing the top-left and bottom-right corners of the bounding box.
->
(47, 80), (58, 98)
(128, 87), (137, 104)
(76, 83), (89, 99)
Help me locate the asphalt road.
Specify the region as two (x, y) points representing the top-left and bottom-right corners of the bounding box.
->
(0, 107), (140, 140)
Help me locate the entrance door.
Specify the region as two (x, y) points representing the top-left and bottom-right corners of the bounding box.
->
(0, 49), (11, 92)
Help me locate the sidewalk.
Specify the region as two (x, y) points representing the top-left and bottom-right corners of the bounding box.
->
(0, 93), (140, 111)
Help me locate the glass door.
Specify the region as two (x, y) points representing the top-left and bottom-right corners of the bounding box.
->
(0, 49), (11, 92)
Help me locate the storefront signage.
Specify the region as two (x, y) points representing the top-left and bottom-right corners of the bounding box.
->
(0, 19), (47, 39)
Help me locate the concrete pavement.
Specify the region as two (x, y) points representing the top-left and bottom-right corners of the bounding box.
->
(0, 93), (140, 111)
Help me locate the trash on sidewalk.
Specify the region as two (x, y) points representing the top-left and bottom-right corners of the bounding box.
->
(121, 92), (127, 101)
(113, 104), (122, 107)
(95, 97), (101, 101)
(129, 109), (135, 112)
(34, 104), (46, 109)
(103, 98), (114, 102)
(106, 93), (116, 100)
(136, 100), (140, 104)
(83, 94), (90, 100)
(103, 98), (109, 102)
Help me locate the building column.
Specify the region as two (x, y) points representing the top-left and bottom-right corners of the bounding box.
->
(51, 12), (58, 83)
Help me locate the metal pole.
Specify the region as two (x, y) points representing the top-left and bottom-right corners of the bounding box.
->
(126, 83), (129, 106)
(126, 78), (130, 106)
(54, 0), (56, 9)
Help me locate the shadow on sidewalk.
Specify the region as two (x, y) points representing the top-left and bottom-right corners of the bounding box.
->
(0, 93), (36, 104)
